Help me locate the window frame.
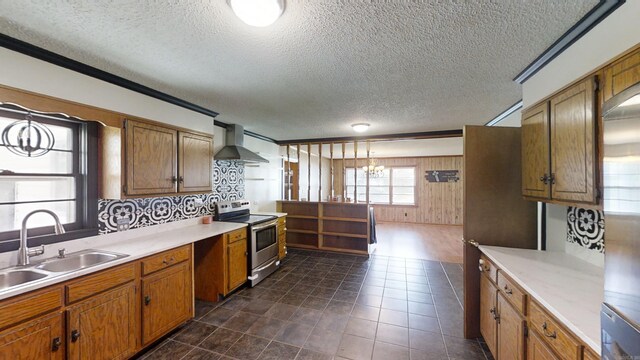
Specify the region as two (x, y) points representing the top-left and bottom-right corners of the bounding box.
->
(345, 165), (417, 206)
(0, 107), (99, 250)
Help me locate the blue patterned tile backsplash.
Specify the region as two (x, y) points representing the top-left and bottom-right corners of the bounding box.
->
(98, 161), (244, 234)
(567, 206), (604, 253)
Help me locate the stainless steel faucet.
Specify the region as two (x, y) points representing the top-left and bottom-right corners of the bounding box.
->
(18, 209), (66, 266)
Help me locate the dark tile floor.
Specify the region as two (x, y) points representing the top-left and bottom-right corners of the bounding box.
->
(139, 249), (492, 360)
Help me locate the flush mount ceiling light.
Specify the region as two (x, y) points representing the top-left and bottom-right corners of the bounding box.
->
(351, 123), (370, 133)
(229, 0), (285, 27)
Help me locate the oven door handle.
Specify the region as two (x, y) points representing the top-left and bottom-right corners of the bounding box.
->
(251, 219), (278, 231)
(248, 260), (281, 280)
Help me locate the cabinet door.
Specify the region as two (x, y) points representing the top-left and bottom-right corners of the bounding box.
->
(125, 119), (177, 195)
(142, 261), (193, 345)
(479, 275), (498, 357)
(528, 329), (560, 360)
(67, 283), (137, 360)
(549, 77), (596, 203)
(497, 292), (525, 360)
(522, 102), (551, 199)
(0, 312), (64, 360)
(178, 131), (213, 193)
(227, 239), (247, 292)
(603, 48), (640, 102)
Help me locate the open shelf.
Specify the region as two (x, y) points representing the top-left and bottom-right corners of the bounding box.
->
(278, 201), (371, 255)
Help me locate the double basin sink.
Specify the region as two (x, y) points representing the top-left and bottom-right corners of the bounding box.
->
(0, 250), (129, 292)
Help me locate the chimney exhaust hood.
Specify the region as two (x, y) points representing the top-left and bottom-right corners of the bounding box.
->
(215, 124), (269, 163)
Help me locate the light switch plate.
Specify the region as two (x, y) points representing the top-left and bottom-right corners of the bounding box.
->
(116, 217), (130, 231)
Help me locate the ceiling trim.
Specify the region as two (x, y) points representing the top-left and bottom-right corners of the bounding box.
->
(276, 129), (462, 145)
(485, 100), (523, 126)
(0, 33), (220, 117)
(513, 0), (625, 84)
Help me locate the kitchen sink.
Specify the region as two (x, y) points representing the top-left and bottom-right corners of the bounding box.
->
(0, 269), (49, 291)
(36, 250), (128, 273)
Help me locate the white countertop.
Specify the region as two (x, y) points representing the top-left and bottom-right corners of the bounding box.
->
(479, 246), (604, 354)
(0, 218), (247, 301)
(254, 212), (287, 218)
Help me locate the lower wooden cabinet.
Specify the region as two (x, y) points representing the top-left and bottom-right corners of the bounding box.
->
(278, 217), (287, 260)
(529, 329), (560, 360)
(497, 292), (526, 360)
(479, 275), (498, 356)
(0, 311), (64, 360)
(66, 283), (137, 360)
(227, 239), (248, 292)
(142, 261), (193, 345)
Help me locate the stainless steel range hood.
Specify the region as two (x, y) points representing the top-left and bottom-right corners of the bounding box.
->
(214, 124), (269, 163)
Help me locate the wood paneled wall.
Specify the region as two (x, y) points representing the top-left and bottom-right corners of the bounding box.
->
(333, 156), (463, 225)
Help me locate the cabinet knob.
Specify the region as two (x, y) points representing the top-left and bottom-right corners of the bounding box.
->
(144, 295), (151, 305)
(179, 176), (184, 183)
(171, 176), (178, 183)
(539, 174), (549, 184)
(51, 337), (62, 351)
(71, 330), (81, 342)
(503, 285), (513, 295)
(244, 251), (248, 256)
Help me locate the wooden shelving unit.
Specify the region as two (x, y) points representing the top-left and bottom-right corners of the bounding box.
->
(277, 201), (370, 255)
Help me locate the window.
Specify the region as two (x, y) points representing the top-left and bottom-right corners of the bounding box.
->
(0, 107), (98, 245)
(345, 166), (415, 205)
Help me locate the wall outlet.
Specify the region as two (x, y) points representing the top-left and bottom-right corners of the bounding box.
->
(116, 217), (130, 232)
(194, 198), (204, 206)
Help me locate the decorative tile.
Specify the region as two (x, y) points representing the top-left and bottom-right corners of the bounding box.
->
(567, 207), (604, 253)
(98, 160), (244, 234)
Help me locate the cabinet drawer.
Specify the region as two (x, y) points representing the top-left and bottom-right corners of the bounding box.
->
(0, 286), (63, 330)
(141, 245), (191, 276)
(583, 347), (599, 360)
(497, 271), (526, 315)
(226, 228), (247, 244)
(66, 263), (136, 304)
(479, 254), (498, 283)
(529, 300), (581, 360)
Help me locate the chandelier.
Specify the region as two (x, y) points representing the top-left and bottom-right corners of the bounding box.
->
(362, 158), (385, 178)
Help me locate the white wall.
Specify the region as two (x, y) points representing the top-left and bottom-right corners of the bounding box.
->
(495, 109), (522, 127)
(0, 48), (214, 134)
(243, 135), (282, 212)
(522, 0), (640, 265)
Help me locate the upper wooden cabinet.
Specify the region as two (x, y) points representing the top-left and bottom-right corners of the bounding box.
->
(178, 131), (214, 193)
(602, 47), (640, 102)
(521, 76), (598, 205)
(101, 117), (214, 199)
(125, 120), (178, 196)
(522, 103), (551, 199)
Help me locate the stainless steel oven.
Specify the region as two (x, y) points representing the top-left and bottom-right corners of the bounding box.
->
(215, 200), (280, 287)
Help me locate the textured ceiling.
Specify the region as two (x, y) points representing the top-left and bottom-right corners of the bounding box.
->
(0, 0), (597, 141)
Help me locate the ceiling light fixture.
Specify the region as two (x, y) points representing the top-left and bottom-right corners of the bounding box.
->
(229, 0), (285, 27)
(351, 123), (370, 133)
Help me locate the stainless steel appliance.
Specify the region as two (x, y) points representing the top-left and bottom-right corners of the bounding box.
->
(215, 200), (279, 287)
(601, 81), (640, 359)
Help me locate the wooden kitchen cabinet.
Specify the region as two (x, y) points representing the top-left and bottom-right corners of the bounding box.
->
(278, 217), (287, 260)
(497, 292), (526, 360)
(528, 329), (560, 360)
(125, 119), (178, 196)
(178, 131), (213, 193)
(521, 76), (598, 205)
(66, 283), (137, 360)
(0, 311), (64, 360)
(194, 228), (248, 300)
(602, 46), (640, 102)
(522, 102), (550, 199)
(141, 261), (192, 345)
(227, 235), (248, 293)
(101, 117), (214, 199)
(479, 275), (498, 356)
